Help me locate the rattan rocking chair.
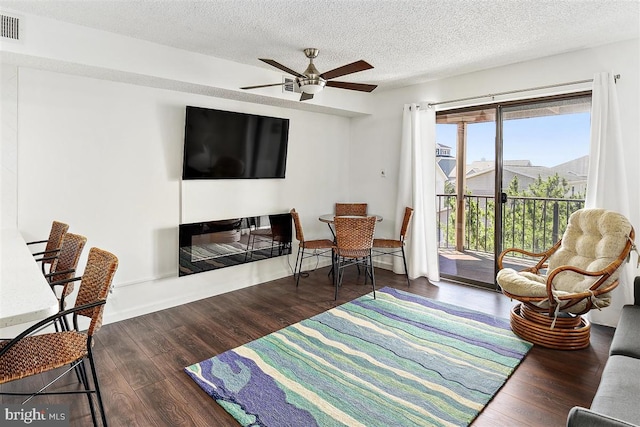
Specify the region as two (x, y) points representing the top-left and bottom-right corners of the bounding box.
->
(496, 208), (635, 350)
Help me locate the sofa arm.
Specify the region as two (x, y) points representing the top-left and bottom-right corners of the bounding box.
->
(567, 407), (639, 427)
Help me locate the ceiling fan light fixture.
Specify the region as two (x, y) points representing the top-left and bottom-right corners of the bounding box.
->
(297, 77), (326, 94)
(244, 49), (376, 101)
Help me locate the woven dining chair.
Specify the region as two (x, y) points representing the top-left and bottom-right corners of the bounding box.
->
(27, 220), (69, 275)
(0, 247), (118, 427)
(290, 208), (334, 287)
(335, 203), (368, 216)
(45, 232), (87, 330)
(373, 207), (413, 287)
(333, 204), (369, 276)
(332, 215), (377, 300)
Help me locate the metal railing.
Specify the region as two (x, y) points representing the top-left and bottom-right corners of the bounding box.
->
(437, 194), (585, 254)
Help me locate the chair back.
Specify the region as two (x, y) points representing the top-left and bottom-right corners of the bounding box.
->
(268, 213), (293, 244)
(43, 221), (69, 264)
(49, 233), (87, 298)
(334, 216), (377, 258)
(335, 203), (368, 216)
(74, 247), (118, 336)
(290, 209), (305, 243)
(400, 207), (414, 241)
(548, 208), (634, 293)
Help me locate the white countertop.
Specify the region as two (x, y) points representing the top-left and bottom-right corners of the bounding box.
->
(0, 228), (58, 328)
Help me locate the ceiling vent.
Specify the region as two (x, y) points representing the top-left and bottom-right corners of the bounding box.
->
(282, 76), (301, 94)
(1, 13), (20, 40)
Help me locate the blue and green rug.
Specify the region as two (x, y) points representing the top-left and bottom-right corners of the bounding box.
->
(185, 287), (532, 426)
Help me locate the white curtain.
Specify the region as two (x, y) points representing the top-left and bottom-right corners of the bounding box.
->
(585, 71), (633, 327)
(395, 104), (440, 281)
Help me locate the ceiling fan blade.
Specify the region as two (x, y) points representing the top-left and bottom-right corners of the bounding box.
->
(326, 81), (378, 92)
(300, 92), (314, 101)
(240, 82), (287, 90)
(259, 59), (304, 77)
(320, 60), (373, 80)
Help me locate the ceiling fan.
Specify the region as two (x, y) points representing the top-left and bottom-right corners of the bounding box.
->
(241, 48), (378, 101)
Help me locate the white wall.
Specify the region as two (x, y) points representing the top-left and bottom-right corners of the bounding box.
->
(1, 64), (18, 229)
(14, 68), (351, 323)
(353, 39), (640, 246)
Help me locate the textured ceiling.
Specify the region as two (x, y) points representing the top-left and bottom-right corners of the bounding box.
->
(1, 0), (638, 90)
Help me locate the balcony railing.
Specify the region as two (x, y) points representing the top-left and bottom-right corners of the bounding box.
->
(437, 194), (585, 254)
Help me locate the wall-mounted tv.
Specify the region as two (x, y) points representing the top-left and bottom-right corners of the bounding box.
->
(182, 106), (289, 179)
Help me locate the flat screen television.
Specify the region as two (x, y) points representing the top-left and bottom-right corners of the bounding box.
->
(182, 106), (289, 179)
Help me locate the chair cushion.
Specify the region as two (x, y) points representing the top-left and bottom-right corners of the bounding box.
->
(497, 268), (549, 297)
(547, 209), (632, 295)
(496, 268), (600, 312)
(497, 209), (631, 313)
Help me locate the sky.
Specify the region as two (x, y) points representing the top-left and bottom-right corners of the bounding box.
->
(436, 112), (591, 168)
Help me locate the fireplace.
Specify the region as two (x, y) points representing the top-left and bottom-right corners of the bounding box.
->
(178, 213), (292, 276)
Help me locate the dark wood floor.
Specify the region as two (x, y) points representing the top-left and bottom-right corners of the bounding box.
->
(2, 266), (613, 426)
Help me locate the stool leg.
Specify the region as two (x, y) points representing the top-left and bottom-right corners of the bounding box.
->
(401, 246), (410, 287)
(295, 246), (303, 286)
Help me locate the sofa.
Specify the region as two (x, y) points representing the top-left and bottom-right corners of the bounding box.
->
(567, 277), (640, 426)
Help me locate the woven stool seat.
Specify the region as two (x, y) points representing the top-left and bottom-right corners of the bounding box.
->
(0, 331), (87, 383)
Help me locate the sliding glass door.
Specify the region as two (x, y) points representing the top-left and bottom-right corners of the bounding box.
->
(436, 108), (497, 286)
(436, 93), (591, 288)
(498, 95), (591, 273)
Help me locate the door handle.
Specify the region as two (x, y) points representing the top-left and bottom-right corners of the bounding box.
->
(500, 192), (508, 204)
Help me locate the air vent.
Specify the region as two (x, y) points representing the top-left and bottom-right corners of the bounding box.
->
(282, 76), (301, 93)
(1, 14), (19, 40)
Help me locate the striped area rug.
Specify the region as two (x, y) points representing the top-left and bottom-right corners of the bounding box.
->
(185, 287), (532, 426)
